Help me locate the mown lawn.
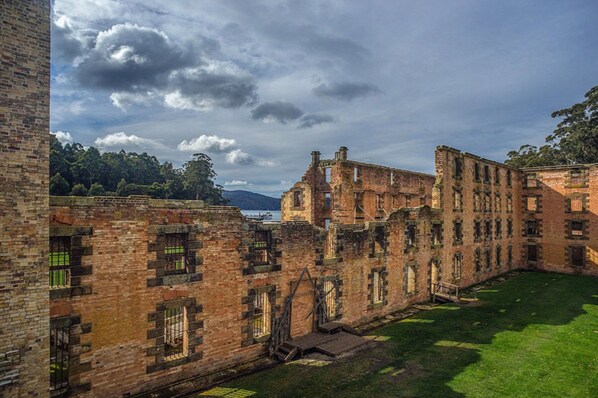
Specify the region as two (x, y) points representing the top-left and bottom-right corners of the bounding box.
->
(197, 272), (598, 398)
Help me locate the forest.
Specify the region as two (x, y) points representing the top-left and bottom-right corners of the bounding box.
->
(49, 136), (226, 204)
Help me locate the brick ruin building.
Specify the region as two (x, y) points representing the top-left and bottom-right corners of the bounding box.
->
(1, 1), (597, 397)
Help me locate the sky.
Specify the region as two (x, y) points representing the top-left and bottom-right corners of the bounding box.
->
(50, 0), (598, 197)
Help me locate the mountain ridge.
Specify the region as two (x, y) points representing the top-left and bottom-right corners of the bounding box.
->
(223, 190), (281, 210)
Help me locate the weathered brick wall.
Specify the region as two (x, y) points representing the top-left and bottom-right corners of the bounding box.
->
(433, 146), (524, 288)
(49, 190), (523, 397)
(521, 165), (598, 276)
(0, 1), (50, 396)
(282, 147), (435, 227)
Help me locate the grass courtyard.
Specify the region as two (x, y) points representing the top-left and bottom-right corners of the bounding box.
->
(198, 272), (598, 397)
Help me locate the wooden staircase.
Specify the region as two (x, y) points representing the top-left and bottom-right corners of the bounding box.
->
(273, 342), (298, 362)
(432, 281), (460, 303)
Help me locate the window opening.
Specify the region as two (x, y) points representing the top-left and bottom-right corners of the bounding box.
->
(406, 266), (416, 294)
(432, 223), (442, 245)
(527, 245), (538, 262)
(164, 233), (188, 274)
(253, 230), (273, 265)
(164, 306), (188, 360)
(50, 324), (70, 391)
(293, 190), (302, 208)
(527, 220), (538, 236)
(372, 271), (383, 303)
(50, 236), (71, 287)
(253, 292), (271, 338)
(571, 221), (583, 236)
(571, 246), (584, 267)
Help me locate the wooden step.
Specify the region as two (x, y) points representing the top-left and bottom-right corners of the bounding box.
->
(275, 346), (298, 362)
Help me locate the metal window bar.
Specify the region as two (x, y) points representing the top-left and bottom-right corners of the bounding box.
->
(164, 234), (188, 274)
(49, 237), (71, 288)
(253, 231), (273, 265)
(164, 306), (187, 360)
(323, 280), (336, 321)
(50, 325), (70, 391)
(253, 292), (271, 338)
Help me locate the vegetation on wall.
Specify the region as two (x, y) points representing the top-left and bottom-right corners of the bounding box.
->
(49, 136), (226, 204)
(506, 85), (598, 168)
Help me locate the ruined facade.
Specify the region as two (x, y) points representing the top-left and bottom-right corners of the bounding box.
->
(0, 1), (51, 396)
(2, 2), (598, 396)
(281, 147), (435, 227)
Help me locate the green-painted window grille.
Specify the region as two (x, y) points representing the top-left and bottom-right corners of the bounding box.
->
(49, 237), (70, 287)
(164, 233), (188, 274)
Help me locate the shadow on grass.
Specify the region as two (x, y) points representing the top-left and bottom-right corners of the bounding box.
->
(200, 272), (597, 398)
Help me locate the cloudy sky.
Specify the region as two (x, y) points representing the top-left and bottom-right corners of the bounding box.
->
(50, 0), (598, 197)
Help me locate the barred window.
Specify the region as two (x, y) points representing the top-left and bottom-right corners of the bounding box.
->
(507, 219), (513, 237)
(495, 220), (502, 238)
(453, 253), (463, 280)
(253, 230), (273, 265)
(50, 325), (70, 391)
(164, 306), (188, 361)
(253, 292), (271, 338)
(508, 245), (513, 265)
(507, 170), (512, 186)
(50, 237), (71, 288)
(485, 248), (492, 269)
(322, 280), (338, 321)
(474, 221), (482, 241)
(495, 195), (502, 212)
(164, 233), (188, 274)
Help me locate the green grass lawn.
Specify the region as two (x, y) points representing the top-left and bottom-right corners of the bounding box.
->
(198, 272), (598, 398)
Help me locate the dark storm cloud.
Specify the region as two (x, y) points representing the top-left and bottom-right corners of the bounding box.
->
(313, 82), (380, 101)
(51, 17), (84, 63)
(298, 113), (335, 128)
(251, 101), (304, 124)
(168, 66), (258, 109)
(76, 23), (191, 90)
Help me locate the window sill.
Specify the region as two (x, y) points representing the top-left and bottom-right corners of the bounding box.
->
(243, 264), (281, 275)
(253, 334), (271, 344)
(147, 272), (203, 287)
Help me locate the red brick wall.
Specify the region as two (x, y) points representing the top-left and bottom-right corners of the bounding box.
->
(433, 146), (524, 288)
(521, 165), (598, 276)
(282, 147), (435, 226)
(0, 1), (50, 396)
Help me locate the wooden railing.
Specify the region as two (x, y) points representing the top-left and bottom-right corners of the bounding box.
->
(431, 281), (460, 302)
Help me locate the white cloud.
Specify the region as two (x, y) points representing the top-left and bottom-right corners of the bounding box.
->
(51, 130), (73, 144)
(110, 91), (155, 111)
(226, 149), (253, 165)
(257, 160), (277, 167)
(177, 135), (237, 153)
(94, 132), (163, 149)
(224, 180), (249, 186)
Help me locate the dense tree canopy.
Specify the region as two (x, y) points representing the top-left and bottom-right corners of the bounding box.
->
(506, 85), (598, 168)
(49, 137), (226, 204)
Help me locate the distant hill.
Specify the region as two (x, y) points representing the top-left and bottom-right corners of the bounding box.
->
(223, 190), (281, 210)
